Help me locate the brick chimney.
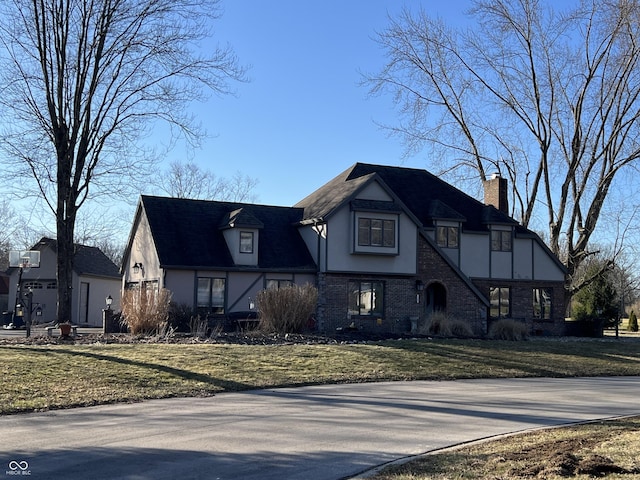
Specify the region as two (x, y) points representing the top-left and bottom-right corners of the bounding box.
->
(483, 173), (509, 215)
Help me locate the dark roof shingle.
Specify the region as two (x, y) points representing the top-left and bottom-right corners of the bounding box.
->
(141, 196), (316, 270)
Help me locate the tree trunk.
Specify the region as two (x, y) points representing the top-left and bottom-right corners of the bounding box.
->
(56, 216), (75, 324)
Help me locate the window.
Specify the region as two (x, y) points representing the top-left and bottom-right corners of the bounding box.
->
(197, 277), (225, 314)
(348, 280), (384, 316)
(533, 288), (552, 320)
(491, 230), (512, 251)
(436, 226), (459, 248)
(358, 218), (395, 248)
(240, 231), (254, 254)
(46, 281), (57, 290)
(490, 287), (510, 319)
(266, 279), (292, 290)
(23, 282), (43, 289)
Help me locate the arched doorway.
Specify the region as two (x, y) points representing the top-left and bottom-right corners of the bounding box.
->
(426, 282), (447, 316)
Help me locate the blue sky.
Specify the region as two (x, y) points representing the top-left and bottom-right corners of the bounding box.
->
(160, 1), (469, 207)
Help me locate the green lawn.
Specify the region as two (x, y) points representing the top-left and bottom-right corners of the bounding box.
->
(1, 337), (640, 414)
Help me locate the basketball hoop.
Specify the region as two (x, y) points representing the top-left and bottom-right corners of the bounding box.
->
(20, 258), (31, 273)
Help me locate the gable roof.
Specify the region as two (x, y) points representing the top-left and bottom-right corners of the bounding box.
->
(33, 237), (120, 278)
(139, 196), (316, 271)
(296, 163), (519, 233)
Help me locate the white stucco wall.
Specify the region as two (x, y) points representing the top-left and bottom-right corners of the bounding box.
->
(124, 210), (162, 286)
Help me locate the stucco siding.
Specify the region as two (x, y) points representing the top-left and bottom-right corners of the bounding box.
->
(460, 233), (490, 277)
(325, 207), (417, 274)
(533, 242), (565, 281)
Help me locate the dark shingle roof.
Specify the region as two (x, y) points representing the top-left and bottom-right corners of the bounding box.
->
(141, 196), (316, 271)
(34, 237), (120, 278)
(297, 163), (519, 233)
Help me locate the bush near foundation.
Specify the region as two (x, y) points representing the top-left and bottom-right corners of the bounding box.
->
(488, 318), (529, 341)
(121, 288), (172, 334)
(257, 284), (318, 334)
(421, 312), (474, 338)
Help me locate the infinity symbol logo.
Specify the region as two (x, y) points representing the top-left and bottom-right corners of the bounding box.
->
(8, 461), (29, 471)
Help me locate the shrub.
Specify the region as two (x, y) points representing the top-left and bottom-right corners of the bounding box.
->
(421, 311), (474, 338)
(121, 288), (172, 334)
(167, 302), (196, 332)
(628, 310), (638, 332)
(488, 318), (529, 341)
(256, 283), (318, 334)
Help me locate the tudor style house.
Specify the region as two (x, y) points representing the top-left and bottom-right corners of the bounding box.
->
(122, 163), (567, 336)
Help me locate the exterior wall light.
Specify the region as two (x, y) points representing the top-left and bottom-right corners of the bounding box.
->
(415, 279), (424, 304)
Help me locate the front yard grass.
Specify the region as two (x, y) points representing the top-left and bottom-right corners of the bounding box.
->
(1, 337), (640, 414)
(369, 416), (640, 479)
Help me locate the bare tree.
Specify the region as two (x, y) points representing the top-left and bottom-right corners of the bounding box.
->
(366, 0), (640, 297)
(0, 200), (18, 269)
(0, 0), (245, 322)
(152, 160), (259, 202)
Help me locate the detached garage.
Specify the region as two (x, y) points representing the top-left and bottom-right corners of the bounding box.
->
(7, 238), (121, 326)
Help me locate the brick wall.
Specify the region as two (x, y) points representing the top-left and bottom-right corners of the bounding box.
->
(318, 236), (489, 336)
(416, 236), (488, 335)
(472, 279), (567, 336)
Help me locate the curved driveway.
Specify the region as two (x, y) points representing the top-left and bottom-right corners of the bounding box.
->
(1, 377), (639, 479)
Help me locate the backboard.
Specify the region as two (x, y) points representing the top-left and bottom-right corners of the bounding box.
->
(9, 250), (41, 269)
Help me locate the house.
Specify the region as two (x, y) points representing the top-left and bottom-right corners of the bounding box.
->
(122, 163), (567, 336)
(121, 197), (317, 325)
(7, 237), (121, 327)
(294, 163), (566, 336)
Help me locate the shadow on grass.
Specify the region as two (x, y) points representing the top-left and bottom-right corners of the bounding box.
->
(368, 338), (640, 379)
(15, 346), (252, 392)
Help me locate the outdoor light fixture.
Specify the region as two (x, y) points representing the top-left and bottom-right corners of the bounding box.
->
(133, 262), (143, 275)
(415, 279), (424, 304)
(106, 295), (113, 310)
(248, 297), (255, 310)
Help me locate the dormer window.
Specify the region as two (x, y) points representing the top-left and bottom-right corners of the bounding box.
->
(436, 226), (459, 248)
(491, 230), (512, 251)
(240, 231), (254, 253)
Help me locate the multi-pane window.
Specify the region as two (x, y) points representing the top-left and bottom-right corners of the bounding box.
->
(266, 279), (292, 290)
(348, 280), (384, 316)
(533, 288), (552, 320)
(436, 226), (459, 248)
(490, 287), (510, 319)
(358, 218), (395, 248)
(491, 230), (512, 251)
(240, 231), (254, 253)
(197, 277), (225, 314)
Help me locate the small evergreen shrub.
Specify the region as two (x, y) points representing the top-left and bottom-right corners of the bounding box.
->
(421, 311), (474, 338)
(488, 318), (529, 341)
(257, 283), (318, 334)
(121, 288), (172, 334)
(628, 310), (638, 332)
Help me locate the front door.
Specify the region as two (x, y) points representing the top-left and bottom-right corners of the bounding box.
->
(426, 282), (447, 316)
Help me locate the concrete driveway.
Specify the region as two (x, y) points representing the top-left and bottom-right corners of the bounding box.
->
(1, 376), (639, 480)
